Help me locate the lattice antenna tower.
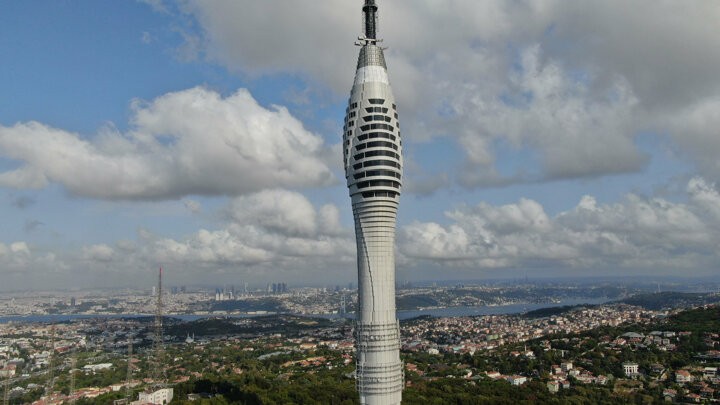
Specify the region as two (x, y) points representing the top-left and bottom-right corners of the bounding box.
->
(3, 370), (9, 405)
(126, 337), (134, 401)
(69, 352), (77, 404)
(45, 325), (56, 396)
(150, 266), (166, 389)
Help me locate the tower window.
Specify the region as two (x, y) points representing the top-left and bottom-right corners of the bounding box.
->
(356, 141), (397, 151)
(363, 160), (401, 169)
(354, 170), (401, 180)
(362, 115), (392, 123)
(359, 124), (394, 132)
(361, 191), (399, 199)
(358, 132), (396, 142)
(354, 150), (399, 160)
(356, 180), (400, 189)
(369, 98), (385, 105)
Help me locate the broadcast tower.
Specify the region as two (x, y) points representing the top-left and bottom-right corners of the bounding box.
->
(343, 1), (403, 403)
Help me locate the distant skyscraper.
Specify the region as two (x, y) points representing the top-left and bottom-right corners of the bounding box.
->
(343, 1), (403, 403)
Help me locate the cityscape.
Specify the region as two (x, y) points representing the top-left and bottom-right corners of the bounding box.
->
(1, 280), (719, 403)
(2, 0), (720, 404)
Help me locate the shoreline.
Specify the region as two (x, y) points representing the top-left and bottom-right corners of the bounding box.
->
(0, 298), (608, 324)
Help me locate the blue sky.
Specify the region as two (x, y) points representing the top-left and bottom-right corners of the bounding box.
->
(1, 1), (719, 291)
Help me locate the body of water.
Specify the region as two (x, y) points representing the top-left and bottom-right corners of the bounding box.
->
(0, 298), (609, 324)
(395, 297), (608, 320)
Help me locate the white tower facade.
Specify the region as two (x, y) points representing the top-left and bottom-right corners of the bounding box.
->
(343, 1), (403, 404)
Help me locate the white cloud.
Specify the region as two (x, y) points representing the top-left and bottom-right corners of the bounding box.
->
(9, 242), (30, 255)
(687, 177), (720, 223)
(399, 178), (720, 276)
(459, 46), (644, 185)
(82, 244), (115, 262)
(0, 87), (335, 199)
(226, 189), (319, 238)
(0, 241), (51, 276)
(664, 97), (720, 182)
(178, 0), (720, 185)
(114, 189), (355, 280)
(0, 189), (357, 289)
(4, 178), (720, 288)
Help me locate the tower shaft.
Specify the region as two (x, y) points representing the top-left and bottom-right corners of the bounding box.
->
(344, 2), (403, 403)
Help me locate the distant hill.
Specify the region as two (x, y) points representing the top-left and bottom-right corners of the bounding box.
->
(615, 291), (720, 310)
(165, 314), (336, 338)
(522, 304), (596, 319)
(209, 297), (285, 313)
(396, 295), (438, 310)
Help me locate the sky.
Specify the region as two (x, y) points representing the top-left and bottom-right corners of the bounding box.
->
(1, 1), (719, 291)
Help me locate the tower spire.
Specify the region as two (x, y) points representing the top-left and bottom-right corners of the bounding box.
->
(362, 0), (378, 39)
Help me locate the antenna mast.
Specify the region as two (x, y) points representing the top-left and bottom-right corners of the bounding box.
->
(3, 371), (9, 405)
(362, 0), (378, 39)
(69, 353), (77, 404)
(45, 326), (56, 396)
(150, 267), (166, 390)
(126, 338), (134, 401)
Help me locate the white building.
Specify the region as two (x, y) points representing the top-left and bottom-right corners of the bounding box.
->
(83, 363), (113, 373)
(623, 362), (639, 377)
(507, 375), (527, 386)
(547, 381), (560, 393)
(676, 369), (693, 383)
(134, 388), (173, 405)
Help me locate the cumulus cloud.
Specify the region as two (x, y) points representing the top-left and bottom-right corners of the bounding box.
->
(664, 97), (720, 182)
(0, 189), (357, 290)
(177, 0), (720, 185)
(0, 241), (36, 273)
(149, 190), (353, 265)
(399, 177), (720, 276)
(225, 190), (320, 238)
(9, 242), (30, 255)
(458, 46), (645, 185)
(4, 179), (719, 288)
(53, 190), (356, 283)
(0, 87), (335, 200)
(82, 244), (115, 262)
